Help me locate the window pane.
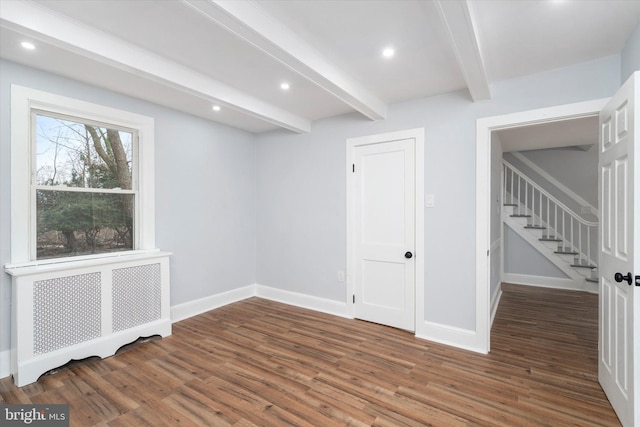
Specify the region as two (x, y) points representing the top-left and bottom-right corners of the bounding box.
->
(37, 190), (134, 259)
(35, 114), (133, 190)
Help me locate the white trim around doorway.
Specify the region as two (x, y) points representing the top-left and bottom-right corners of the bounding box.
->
(475, 98), (609, 354)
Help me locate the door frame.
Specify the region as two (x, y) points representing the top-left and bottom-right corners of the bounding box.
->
(475, 98), (609, 353)
(346, 128), (425, 329)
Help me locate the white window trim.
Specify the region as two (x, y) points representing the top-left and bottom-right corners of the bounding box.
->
(9, 85), (156, 267)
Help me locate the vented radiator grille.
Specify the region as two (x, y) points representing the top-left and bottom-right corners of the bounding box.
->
(33, 273), (102, 355)
(9, 252), (171, 387)
(112, 263), (161, 332)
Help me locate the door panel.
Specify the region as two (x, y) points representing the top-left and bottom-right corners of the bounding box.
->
(361, 260), (405, 309)
(353, 138), (415, 331)
(598, 71), (638, 427)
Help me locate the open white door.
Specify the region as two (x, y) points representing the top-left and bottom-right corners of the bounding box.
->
(599, 71), (639, 427)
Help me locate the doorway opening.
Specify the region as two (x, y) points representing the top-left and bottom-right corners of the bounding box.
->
(475, 98), (610, 353)
(497, 115), (600, 294)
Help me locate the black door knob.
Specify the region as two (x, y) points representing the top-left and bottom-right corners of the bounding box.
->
(405, 251), (413, 259)
(614, 272), (632, 285)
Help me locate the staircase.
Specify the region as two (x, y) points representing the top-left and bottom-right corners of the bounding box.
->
(503, 160), (599, 292)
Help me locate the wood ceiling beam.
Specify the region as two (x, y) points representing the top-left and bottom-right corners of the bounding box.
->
(183, 0), (387, 121)
(435, 0), (491, 101)
(0, 0), (311, 133)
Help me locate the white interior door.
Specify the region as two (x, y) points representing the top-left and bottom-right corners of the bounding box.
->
(352, 138), (415, 331)
(598, 71), (639, 427)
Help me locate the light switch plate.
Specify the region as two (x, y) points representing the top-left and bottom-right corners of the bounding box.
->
(425, 194), (435, 208)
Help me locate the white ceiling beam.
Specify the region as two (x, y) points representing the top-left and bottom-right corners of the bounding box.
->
(0, 0), (310, 133)
(435, 0), (491, 101)
(182, 0), (387, 121)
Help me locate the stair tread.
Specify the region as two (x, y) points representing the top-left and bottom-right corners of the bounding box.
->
(571, 263), (597, 269)
(504, 195), (600, 278)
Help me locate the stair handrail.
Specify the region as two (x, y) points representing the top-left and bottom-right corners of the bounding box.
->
(503, 159), (598, 267)
(503, 160), (597, 226)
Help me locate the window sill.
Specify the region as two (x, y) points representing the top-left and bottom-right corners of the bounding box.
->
(4, 249), (172, 277)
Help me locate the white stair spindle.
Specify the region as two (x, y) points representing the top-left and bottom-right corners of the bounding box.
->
(525, 181), (528, 219)
(533, 188), (537, 226)
(538, 191), (542, 227)
(520, 175), (524, 214)
(530, 188), (533, 225)
(510, 167), (514, 205)
(562, 211), (566, 250)
(570, 217), (574, 258)
(553, 203), (559, 239)
(578, 223), (583, 264)
(546, 196), (550, 232)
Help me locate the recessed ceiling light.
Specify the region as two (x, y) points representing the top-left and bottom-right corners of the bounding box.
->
(21, 41), (36, 50)
(212, 105), (221, 112)
(382, 47), (395, 59)
(280, 82), (290, 91)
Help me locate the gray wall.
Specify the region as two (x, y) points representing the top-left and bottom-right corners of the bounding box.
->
(256, 55), (621, 331)
(0, 59), (257, 354)
(621, 22), (640, 83)
(517, 146), (598, 208)
(503, 225), (568, 278)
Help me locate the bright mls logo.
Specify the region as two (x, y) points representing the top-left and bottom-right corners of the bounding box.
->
(1, 404), (68, 426)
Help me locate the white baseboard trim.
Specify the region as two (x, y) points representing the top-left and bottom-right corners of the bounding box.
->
(1, 349), (10, 380)
(416, 321), (487, 354)
(503, 273), (597, 294)
(490, 287), (503, 327)
(170, 285), (256, 323)
(255, 285), (350, 319)
(171, 284), (494, 356)
(170, 284), (350, 323)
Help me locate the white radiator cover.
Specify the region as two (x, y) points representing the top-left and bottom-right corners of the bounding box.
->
(5, 251), (171, 387)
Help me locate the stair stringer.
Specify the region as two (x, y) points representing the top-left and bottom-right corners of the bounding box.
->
(503, 214), (598, 294)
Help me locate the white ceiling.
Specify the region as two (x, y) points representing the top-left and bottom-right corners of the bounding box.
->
(496, 115), (599, 153)
(1, 0), (639, 134)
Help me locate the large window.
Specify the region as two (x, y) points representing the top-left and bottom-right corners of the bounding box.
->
(10, 86), (156, 265)
(34, 113), (137, 259)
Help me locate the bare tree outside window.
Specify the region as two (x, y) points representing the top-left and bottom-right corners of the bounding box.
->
(35, 113), (136, 259)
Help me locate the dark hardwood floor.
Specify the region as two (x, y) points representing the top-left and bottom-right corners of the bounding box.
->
(0, 283), (620, 426)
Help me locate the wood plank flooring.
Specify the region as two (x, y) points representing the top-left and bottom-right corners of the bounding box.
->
(0, 283), (620, 426)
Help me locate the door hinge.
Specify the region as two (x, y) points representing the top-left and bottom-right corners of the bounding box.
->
(352, 164), (355, 173)
(352, 294), (355, 303)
